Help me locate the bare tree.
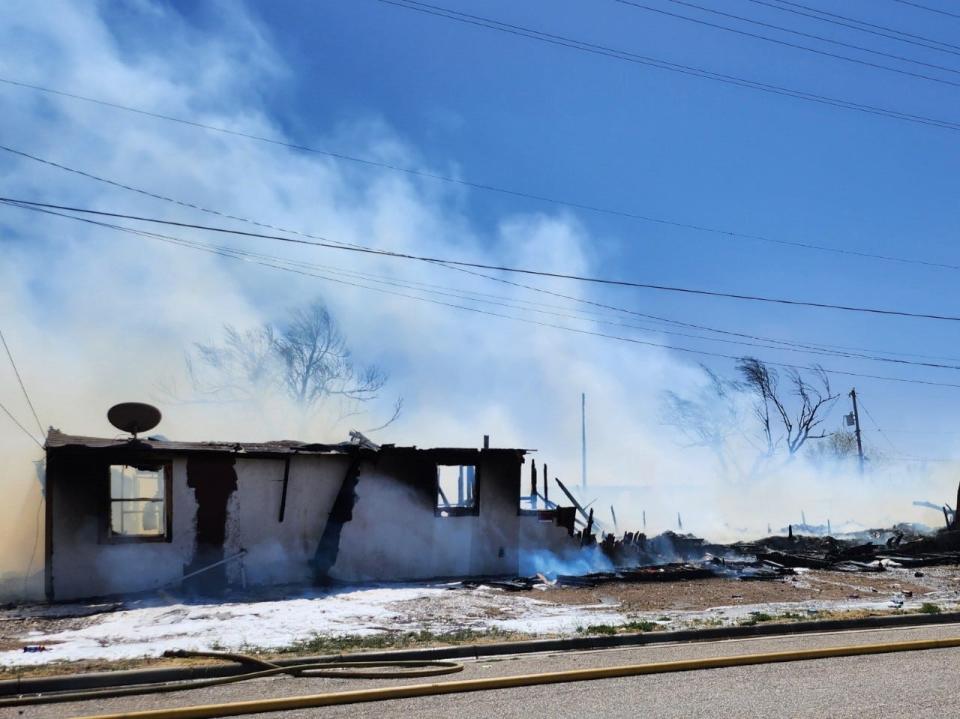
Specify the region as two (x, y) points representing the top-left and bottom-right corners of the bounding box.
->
(737, 357), (839, 456)
(274, 302), (387, 410)
(184, 299), (399, 428)
(187, 325), (279, 403)
(661, 365), (754, 478)
(807, 430), (859, 462)
(663, 366), (739, 453)
(661, 359), (841, 473)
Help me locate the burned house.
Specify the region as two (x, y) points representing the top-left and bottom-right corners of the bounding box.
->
(42, 429), (576, 600)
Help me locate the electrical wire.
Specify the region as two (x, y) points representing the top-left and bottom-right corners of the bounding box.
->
(0, 399), (43, 448)
(46, 224), (953, 368)
(9, 199), (960, 391)
(8, 144), (960, 364)
(857, 395), (960, 464)
(27, 221), (955, 370)
(615, 0), (960, 85)
(0, 327), (44, 436)
(891, 0), (960, 20)
(5, 195), (960, 323)
(744, 0), (960, 56)
(22, 489), (44, 600)
(2, 106), (957, 275)
(372, 0), (960, 132)
(855, 395), (900, 454)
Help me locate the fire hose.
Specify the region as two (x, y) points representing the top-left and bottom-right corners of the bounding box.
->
(0, 650), (463, 708)
(61, 635), (960, 719)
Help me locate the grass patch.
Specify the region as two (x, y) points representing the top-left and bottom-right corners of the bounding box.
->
(740, 611), (776, 626)
(919, 603), (942, 615)
(688, 617), (725, 628)
(275, 627), (518, 656)
(577, 624), (618, 635)
(576, 620), (660, 636)
(622, 620), (658, 632)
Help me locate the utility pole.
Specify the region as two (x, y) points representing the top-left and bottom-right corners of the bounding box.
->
(581, 392), (587, 490)
(849, 388), (864, 474)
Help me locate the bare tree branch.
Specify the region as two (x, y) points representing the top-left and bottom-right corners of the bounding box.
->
(178, 299), (399, 431)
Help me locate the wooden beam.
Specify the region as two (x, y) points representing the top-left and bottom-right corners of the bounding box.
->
(277, 455), (292, 522)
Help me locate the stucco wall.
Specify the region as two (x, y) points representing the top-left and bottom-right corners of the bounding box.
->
(48, 457), (196, 600)
(224, 456), (348, 586)
(47, 447), (533, 599)
(518, 514), (577, 555)
(330, 452), (523, 581)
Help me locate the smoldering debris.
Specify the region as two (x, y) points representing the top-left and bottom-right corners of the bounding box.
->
(466, 523), (960, 592)
(457, 560), (793, 591)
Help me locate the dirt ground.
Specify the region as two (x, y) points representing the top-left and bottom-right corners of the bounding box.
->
(535, 567), (952, 612)
(3, 567), (959, 678)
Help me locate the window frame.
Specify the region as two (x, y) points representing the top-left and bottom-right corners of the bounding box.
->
(102, 461), (173, 544)
(434, 462), (480, 518)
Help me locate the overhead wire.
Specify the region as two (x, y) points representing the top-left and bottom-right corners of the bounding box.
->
(6, 196), (960, 323)
(0, 327), (44, 436)
(614, 0), (960, 85)
(855, 394), (901, 454)
(7, 199), (960, 391)
(744, 0), (960, 56)
(372, 0), (960, 132)
(7, 144), (960, 364)
(0, 399), (43, 448)
(890, 0), (960, 21)
(857, 395), (960, 465)
(11, 199), (960, 370)
(1, 102), (958, 275)
(24, 217), (946, 367)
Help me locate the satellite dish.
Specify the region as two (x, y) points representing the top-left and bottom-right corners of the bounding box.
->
(108, 403), (162, 437)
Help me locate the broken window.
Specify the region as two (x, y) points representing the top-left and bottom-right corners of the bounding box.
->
(108, 463), (171, 540)
(435, 464), (478, 517)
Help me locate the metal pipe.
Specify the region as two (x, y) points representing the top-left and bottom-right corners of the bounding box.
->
(160, 550), (248, 589)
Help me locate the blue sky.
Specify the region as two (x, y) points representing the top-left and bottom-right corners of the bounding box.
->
(2, 0), (960, 535)
(244, 0), (959, 457)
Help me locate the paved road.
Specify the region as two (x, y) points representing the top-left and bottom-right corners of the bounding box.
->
(8, 623), (960, 718)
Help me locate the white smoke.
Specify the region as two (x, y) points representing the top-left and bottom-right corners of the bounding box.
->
(1, 0), (957, 601)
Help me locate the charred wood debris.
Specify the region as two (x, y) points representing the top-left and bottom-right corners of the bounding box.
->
(461, 461), (960, 592)
(459, 526), (960, 592)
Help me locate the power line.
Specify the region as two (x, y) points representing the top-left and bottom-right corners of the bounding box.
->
(9, 199), (960, 391)
(20, 202), (952, 368)
(0, 399), (43, 448)
(2, 108), (957, 275)
(0, 328), (44, 436)
(864, 428), (960, 436)
(372, 0), (960, 132)
(856, 395), (900, 454)
(11, 197), (960, 371)
(745, 0), (960, 56)
(8, 143), (960, 364)
(5, 195), (960, 323)
(891, 0), (960, 21)
(615, 0), (960, 85)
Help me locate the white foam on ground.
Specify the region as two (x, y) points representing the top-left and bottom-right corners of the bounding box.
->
(0, 585), (621, 666)
(3, 579), (954, 667)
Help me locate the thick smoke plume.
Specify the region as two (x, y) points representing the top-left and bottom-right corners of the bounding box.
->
(1, 1), (957, 600)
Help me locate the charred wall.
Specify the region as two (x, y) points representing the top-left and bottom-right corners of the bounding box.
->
(183, 457), (237, 595)
(329, 448), (526, 581)
(44, 443), (536, 600)
(45, 449), (195, 600)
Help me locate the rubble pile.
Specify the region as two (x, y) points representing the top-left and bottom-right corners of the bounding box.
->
(461, 524), (960, 592)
